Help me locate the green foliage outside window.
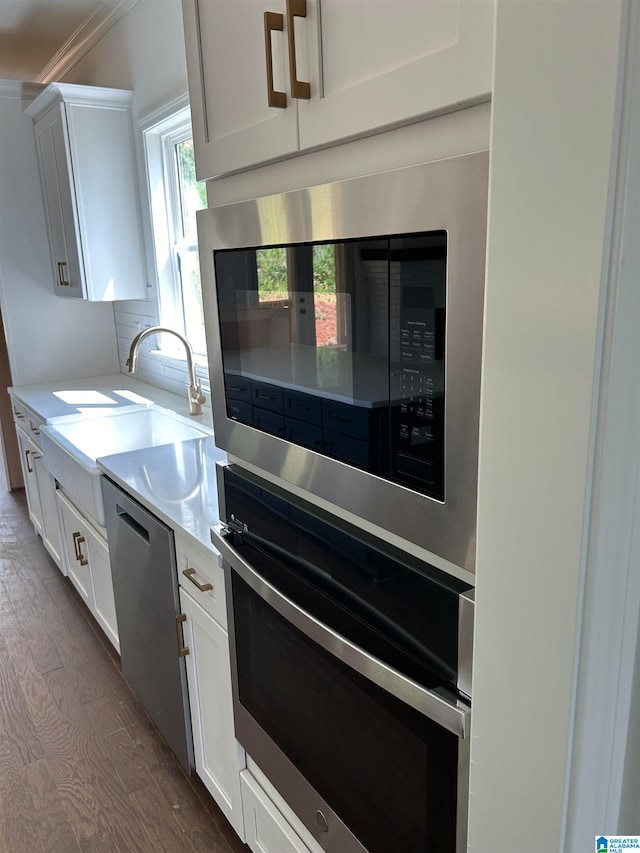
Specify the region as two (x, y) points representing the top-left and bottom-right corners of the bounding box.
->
(257, 244), (337, 301)
(177, 138), (207, 209)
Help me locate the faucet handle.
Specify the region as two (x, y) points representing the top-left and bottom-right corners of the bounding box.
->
(189, 383), (206, 409)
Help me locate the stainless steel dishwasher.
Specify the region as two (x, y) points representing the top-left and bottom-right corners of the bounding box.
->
(101, 476), (194, 772)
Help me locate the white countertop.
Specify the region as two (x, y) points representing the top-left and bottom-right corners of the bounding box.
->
(9, 373), (213, 430)
(97, 437), (227, 553)
(11, 373), (222, 549)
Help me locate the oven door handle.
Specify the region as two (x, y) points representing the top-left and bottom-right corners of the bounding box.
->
(211, 525), (470, 739)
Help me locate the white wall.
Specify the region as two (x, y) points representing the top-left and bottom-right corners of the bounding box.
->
(0, 83), (119, 386)
(61, 0), (188, 119)
(468, 2), (624, 850)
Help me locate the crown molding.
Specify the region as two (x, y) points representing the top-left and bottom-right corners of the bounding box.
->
(24, 83), (133, 120)
(36, 0), (139, 84)
(0, 80), (45, 102)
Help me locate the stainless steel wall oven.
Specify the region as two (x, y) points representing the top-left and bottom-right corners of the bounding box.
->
(198, 152), (488, 572)
(213, 464), (474, 853)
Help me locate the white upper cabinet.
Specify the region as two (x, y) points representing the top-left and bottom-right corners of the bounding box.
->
(25, 84), (147, 301)
(183, 0), (299, 179)
(182, 0), (495, 180)
(298, 0), (495, 150)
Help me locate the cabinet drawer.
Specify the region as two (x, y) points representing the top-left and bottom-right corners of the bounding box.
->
(176, 533), (226, 629)
(241, 771), (312, 853)
(11, 400), (27, 423)
(11, 398), (43, 447)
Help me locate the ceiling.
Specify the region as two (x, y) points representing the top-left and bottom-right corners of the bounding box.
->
(0, 0), (108, 81)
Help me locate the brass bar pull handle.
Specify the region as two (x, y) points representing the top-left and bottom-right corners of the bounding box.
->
(57, 261), (69, 286)
(175, 613), (189, 657)
(183, 567), (213, 593)
(76, 536), (88, 567)
(264, 11), (287, 108)
(286, 0), (310, 100)
(72, 531), (87, 565)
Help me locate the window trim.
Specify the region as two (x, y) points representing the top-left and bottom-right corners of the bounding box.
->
(139, 97), (208, 367)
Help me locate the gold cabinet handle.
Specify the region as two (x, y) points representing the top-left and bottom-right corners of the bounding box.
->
(57, 261), (69, 286)
(286, 0), (310, 100)
(76, 537), (88, 567)
(72, 531), (88, 566)
(175, 613), (189, 657)
(72, 531), (81, 560)
(182, 567), (213, 593)
(264, 11), (287, 108)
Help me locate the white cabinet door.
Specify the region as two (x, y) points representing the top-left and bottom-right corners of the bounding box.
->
(84, 523), (119, 652)
(183, 0), (493, 179)
(12, 402), (62, 570)
(179, 587), (246, 840)
(57, 490), (92, 606)
(33, 106), (83, 296)
(183, 0), (299, 180)
(298, 0), (495, 150)
(33, 456), (62, 568)
(55, 490), (119, 650)
(16, 428), (43, 536)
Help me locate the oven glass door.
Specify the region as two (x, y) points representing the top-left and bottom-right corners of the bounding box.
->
(229, 557), (461, 853)
(214, 232), (446, 500)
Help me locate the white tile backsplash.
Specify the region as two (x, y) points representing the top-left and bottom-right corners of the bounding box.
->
(113, 301), (211, 406)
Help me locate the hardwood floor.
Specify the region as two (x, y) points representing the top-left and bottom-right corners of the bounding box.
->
(0, 461), (247, 853)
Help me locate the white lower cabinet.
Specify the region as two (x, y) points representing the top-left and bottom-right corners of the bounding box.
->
(241, 771), (312, 853)
(35, 458), (62, 567)
(56, 489), (119, 651)
(16, 426), (43, 536)
(15, 423), (62, 568)
(179, 583), (246, 840)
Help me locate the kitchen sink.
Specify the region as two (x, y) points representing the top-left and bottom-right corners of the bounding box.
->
(40, 405), (212, 527)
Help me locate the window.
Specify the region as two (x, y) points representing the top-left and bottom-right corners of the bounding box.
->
(142, 103), (207, 361)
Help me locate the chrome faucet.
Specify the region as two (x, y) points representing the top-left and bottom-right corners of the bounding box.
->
(126, 326), (206, 416)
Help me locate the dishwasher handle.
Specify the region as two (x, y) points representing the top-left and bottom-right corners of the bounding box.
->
(116, 504), (150, 543)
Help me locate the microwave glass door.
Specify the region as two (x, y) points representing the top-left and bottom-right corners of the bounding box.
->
(214, 232), (447, 501)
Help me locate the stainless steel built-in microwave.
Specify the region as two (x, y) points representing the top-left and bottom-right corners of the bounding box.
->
(197, 152), (488, 572)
